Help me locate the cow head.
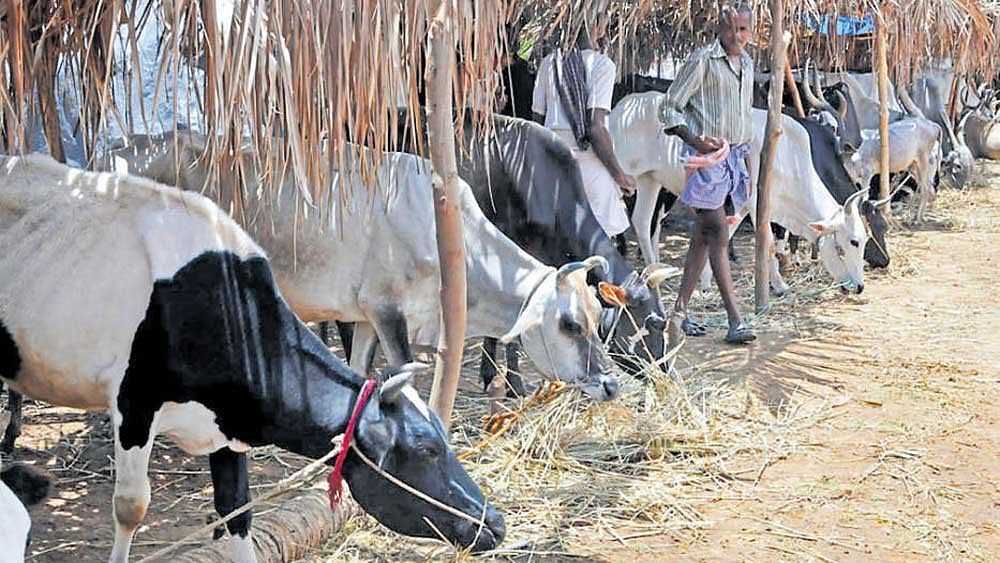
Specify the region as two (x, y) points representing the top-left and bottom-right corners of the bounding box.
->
(347, 366), (504, 552)
(809, 189), (868, 293)
(599, 264), (679, 376)
(499, 256), (620, 401)
(823, 82), (863, 153)
(939, 144), (974, 190)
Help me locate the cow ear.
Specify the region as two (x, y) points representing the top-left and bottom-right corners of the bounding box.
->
(808, 218), (839, 235)
(598, 282), (627, 307)
(499, 307), (544, 344)
(358, 417), (397, 469)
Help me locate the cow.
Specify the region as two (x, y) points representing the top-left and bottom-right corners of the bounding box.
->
(611, 92), (869, 295)
(962, 110), (1000, 160)
(104, 132), (623, 401)
(845, 120), (942, 222)
(0, 154), (505, 562)
(452, 115), (679, 380)
(0, 411), (51, 563)
(908, 74), (975, 188)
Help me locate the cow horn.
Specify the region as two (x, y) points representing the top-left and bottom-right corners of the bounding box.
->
(641, 263), (681, 287)
(379, 362), (430, 404)
(896, 85), (925, 119)
(800, 60), (824, 110)
(871, 184), (904, 208)
(834, 90), (848, 121)
(844, 188), (867, 215)
(556, 256), (609, 287)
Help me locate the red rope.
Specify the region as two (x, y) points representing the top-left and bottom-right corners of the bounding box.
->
(327, 378), (378, 509)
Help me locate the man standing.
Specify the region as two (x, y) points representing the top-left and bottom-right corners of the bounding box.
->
(659, 3), (757, 344)
(531, 9), (637, 240)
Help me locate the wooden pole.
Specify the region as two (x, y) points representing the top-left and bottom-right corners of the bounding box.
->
(875, 15), (891, 216)
(784, 60), (806, 118)
(426, 0), (467, 431)
(754, 2), (788, 312)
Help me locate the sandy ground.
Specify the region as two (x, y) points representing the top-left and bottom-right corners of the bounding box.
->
(6, 160), (1000, 562)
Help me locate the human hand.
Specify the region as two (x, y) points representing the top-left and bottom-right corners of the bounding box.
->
(690, 135), (724, 154)
(615, 173), (637, 197)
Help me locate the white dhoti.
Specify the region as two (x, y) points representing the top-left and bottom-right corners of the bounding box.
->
(554, 130), (631, 237)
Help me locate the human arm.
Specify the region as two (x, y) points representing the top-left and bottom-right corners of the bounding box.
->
(586, 56), (636, 195)
(658, 54), (724, 153)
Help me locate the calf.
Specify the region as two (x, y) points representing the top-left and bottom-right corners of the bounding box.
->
(611, 92), (869, 294)
(106, 133), (622, 400)
(846, 119), (943, 222)
(0, 411), (51, 563)
(0, 154), (504, 562)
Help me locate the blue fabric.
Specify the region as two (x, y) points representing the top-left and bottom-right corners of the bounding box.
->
(803, 14), (875, 37)
(679, 143), (752, 211)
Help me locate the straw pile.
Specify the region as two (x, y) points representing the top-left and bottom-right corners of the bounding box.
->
(303, 338), (837, 561)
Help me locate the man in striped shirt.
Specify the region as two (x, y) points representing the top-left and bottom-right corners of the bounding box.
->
(660, 3), (757, 344)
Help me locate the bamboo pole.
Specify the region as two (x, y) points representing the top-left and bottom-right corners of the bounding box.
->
(755, 3), (788, 312)
(426, 0), (467, 431)
(875, 15), (891, 216)
(784, 60), (806, 118)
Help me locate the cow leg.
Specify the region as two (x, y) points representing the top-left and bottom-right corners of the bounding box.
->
(335, 321), (355, 363)
(110, 422), (155, 563)
(479, 338), (499, 393)
(504, 343), (527, 397)
(766, 228), (790, 297)
(650, 191), (675, 263)
(1, 388), (23, 454)
(370, 308), (413, 367)
(631, 177), (662, 266)
(210, 448), (257, 563)
(349, 322), (380, 376)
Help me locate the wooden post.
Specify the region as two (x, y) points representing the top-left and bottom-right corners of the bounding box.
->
(754, 1), (788, 312)
(784, 60), (806, 118)
(426, 0), (467, 431)
(875, 14), (891, 216)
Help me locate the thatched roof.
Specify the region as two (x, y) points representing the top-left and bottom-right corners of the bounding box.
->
(0, 0), (995, 209)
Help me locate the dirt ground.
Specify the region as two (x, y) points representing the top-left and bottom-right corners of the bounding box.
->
(6, 160), (1000, 562)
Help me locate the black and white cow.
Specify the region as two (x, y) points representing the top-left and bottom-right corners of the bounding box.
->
(0, 154), (504, 562)
(105, 132), (622, 401)
(453, 115), (679, 379)
(611, 93), (869, 294)
(0, 411), (51, 563)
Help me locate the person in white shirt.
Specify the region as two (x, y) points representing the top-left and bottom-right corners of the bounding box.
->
(531, 10), (637, 240)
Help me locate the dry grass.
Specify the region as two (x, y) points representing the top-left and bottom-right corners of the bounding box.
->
(300, 326), (840, 562)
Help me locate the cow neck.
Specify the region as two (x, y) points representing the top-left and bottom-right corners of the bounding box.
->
(465, 260), (553, 341)
(255, 306), (371, 460)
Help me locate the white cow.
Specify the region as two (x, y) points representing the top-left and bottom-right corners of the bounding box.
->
(846, 119), (943, 222)
(0, 412), (51, 563)
(610, 92), (869, 294)
(104, 133), (622, 400)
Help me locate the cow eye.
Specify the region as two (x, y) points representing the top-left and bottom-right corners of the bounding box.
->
(559, 317), (583, 335)
(850, 239), (860, 248)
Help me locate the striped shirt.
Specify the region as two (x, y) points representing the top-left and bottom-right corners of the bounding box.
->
(658, 40), (754, 145)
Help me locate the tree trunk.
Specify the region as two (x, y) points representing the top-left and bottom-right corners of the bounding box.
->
(171, 493), (359, 563)
(875, 17), (892, 217)
(755, 0), (788, 312)
(425, 0), (467, 431)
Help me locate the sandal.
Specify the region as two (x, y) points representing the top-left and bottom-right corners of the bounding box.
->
(680, 316), (708, 337)
(725, 323), (757, 344)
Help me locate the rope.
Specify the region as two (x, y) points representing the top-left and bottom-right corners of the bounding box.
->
(328, 378), (377, 509)
(350, 443), (487, 528)
(136, 441), (345, 563)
